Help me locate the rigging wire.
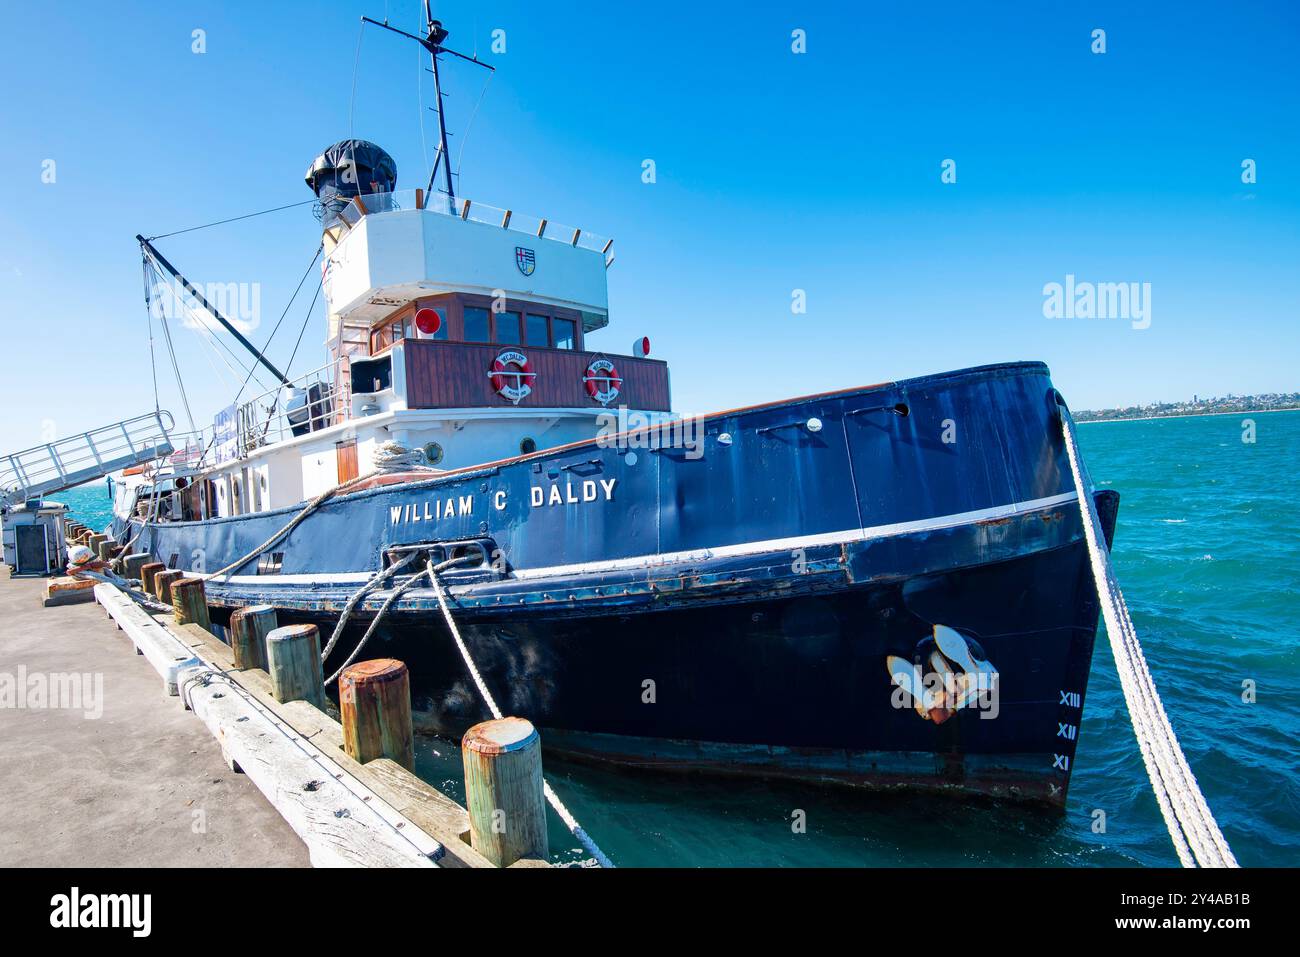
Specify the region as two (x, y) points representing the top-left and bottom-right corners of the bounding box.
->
(349, 19), (366, 136)
(142, 246), (277, 400)
(194, 314), (264, 392)
(146, 258), (199, 436)
(230, 243), (323, 408)
(284, 280), (324, 379)
(142, 255), (161, 414)
(144, 199), (318, 241)
(416, 13), (430, 173)
(183, 294), (275, 394)
(454, 69), (492, 182)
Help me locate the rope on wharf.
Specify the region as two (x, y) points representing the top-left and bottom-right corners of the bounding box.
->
(1060, 405), (1236, 868)
(70, 567), (173, 614)
(426, 561), (616, 869)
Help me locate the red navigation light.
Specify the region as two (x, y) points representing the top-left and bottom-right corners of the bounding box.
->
(414, 308), (441, 336)
(634, 336), (651, 358)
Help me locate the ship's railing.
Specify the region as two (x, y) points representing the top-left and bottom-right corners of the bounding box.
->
(157, 430), (214, 472)
(0, 411), (175, 508)
(122, 364), (345, 479)
(337, 189), (615, 263)
(234, 361), (343, 454)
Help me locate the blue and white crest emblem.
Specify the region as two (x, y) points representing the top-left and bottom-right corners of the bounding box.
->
(515, 246), (536, 276)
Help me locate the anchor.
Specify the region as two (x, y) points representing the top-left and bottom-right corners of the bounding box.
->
(886, 624), (997, 724)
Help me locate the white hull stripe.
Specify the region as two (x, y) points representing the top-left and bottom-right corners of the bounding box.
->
(209, 491), (1080, 588)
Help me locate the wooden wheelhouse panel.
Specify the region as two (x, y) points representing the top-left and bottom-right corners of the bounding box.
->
(403, 339), (670, 411)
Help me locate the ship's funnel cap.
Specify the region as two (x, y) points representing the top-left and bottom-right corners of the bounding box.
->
(305, 139), (397, 227)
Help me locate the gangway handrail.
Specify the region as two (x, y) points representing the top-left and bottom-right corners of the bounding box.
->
(0, 410), (176, 509)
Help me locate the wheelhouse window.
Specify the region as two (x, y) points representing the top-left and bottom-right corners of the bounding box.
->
(463, 306), (490, 342)
(496, 310), (522, 345)
(526, 313), (549, 346)
(553, 317), (576, 350)
(378, 297), (581, 349)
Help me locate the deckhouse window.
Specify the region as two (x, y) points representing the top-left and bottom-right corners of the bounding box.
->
(553, 317), (576, 350)
(463, 306), (490, 342)
(526, 313), (549, 346)
(496, 310), (522, 344)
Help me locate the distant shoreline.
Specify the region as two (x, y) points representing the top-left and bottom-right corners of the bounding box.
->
(1077, 407), (1300, 425)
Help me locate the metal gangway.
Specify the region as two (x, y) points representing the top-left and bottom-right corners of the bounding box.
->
(0, 411), (175, 510)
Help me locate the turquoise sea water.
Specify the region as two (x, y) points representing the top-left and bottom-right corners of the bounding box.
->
(59, 411), (1300, 867)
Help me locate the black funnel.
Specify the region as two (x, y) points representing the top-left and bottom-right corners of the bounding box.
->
(305, 139), (397, 227)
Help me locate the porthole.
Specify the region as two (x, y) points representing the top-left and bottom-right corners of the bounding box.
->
(519, 437), (537, 455)
(423, 442), (444, 466)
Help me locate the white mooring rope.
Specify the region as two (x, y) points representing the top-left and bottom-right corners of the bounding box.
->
(71, 567), (174, 614)
(426, 563), (616, 868)
(1060, 407), (1237, 868)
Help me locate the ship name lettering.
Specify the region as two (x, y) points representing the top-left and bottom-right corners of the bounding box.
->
(530, 478), (617, 508)
(388, 494), (475, 526)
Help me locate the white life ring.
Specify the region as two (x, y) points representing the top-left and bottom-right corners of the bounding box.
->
(583, 358), (622, 405)
(489, 350), (535, 404)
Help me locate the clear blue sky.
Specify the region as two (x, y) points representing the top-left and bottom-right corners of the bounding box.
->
(1, 0), (1296, 451)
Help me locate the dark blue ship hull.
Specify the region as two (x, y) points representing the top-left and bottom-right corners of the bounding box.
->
(115, 362), (1117, 805)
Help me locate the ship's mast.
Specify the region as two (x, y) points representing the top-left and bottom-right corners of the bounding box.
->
(423, 3), (455, 204)
(361, 7), (494, 206)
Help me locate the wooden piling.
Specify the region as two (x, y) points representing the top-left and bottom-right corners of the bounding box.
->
(153, 569), (184, 605)
(266, 623), (326, 709)
(123, 553), (150, 578)
(171, 577), (211, 630)
(229, 605), (276, 670)
(89, 534), (109, 558)
(339, 659), (414, 770)
(462, 717), (548, 867)
(140, 562), (165, 594)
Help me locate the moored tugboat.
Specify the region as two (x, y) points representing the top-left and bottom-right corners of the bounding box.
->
(104, 15), (1117, 806)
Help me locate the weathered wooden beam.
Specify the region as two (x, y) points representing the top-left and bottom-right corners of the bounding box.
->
(462, 717), (548, 867)
(177, 662), (440, 868)
(93, 583), (201, 695)
(172, 620), (498, 869)
(229, 605), (276, 670)
(42, 576), (97, 607)
(171, 577), (211, 630)
(266, 623), (326, 709)
(340, 659), (414, 770)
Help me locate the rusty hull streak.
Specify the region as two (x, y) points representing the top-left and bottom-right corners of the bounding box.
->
(534, 736), (1063, 808)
